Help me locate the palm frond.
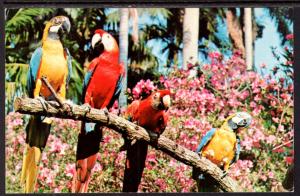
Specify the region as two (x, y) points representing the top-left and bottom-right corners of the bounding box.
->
(5, 8), (55, 43)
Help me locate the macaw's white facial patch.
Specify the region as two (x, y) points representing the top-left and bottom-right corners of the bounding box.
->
(163, 95), (171, 108)
(232, 116), (241, 124)
(91, 33), (101, 49)
(102, 33), (115, 51)
(49, 24), (62, 33)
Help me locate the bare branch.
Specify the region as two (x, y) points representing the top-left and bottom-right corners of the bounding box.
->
(14, 97), (241, 192)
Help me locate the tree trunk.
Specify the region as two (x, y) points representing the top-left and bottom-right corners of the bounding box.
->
(226, 8), (245, 58)
(119, 8), (129, 108)
(244, 8), (253, 70)
(129, 8), (139, 45)
(182, 8), (199, 70)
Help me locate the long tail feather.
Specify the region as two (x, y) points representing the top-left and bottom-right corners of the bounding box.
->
(192, 168), (219, 192)
(21, 146), (41, 192)
(20, 116), (51, 193)
(123, 140), (148, 192)
(20, 144), (29, 184)
(72, 123), (102, 193)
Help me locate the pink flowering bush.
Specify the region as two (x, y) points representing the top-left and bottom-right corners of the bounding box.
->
(5, 36), (293, 192)
(128, 79), (157, 100)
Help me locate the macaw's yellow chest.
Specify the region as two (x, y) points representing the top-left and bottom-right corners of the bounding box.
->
(201, 129), (236, 168)
(39, 40), (68, 98)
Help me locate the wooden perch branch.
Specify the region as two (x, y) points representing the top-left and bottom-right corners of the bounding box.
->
(14, 97), (241, 192)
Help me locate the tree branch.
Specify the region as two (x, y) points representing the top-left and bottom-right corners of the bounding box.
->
(14, 97), (241, 192)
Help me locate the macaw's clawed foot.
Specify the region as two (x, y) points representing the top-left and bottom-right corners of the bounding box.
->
(221, 170), (228, 179)
(103, 107), (110, 124)
(82, 103), (92, 117)
(148, 131), (159, 143)
(37, 96), (48, 111)
(196, 150), (203, 158)
(63, 99), (75, 113)
(36, 97), (52, 123)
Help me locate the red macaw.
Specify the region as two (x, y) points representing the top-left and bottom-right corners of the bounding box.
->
(122, 89), (171, 192)
(20, 16), (72, 193)
(192, 112), (252, 192)
(72, 29), (124, 193)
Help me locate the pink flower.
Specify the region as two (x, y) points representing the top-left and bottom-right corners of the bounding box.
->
(278, 125), (285, 132)
(65, 163), (75, 178)
(286, 34), (294, 40)
(250, 101), (257, 108)
(12, 118), (23, 126)
(147, 153), (157, 164)
(272, 117), (279, 123)
(93, 162), (103, 172)
(266, 135), (276, 144)
(240, 137), (253, 150)
(132, 79), (157, 99)
(285, 60), (293, 66)
(268, 171), (274, 179)
(208, 51), (221, 59)
(155, 178), (167, 190)
(260, 175), (267, 181)
(285, 156), (293, 165)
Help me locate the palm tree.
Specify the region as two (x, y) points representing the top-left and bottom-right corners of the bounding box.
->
(182, 8), (199, 69)
(244, 8), (253, 70)
(226, 8), (264, 70)
(118, 8), (129, 108)
(106, 8), (172, 106)
(226, 8), (245, 57)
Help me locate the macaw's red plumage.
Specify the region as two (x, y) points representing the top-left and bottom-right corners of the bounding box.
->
(122, 89), (171, 192)
(72, 29), (124, 193)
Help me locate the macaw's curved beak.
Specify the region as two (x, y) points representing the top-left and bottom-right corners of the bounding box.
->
(61, 17), (71, 33)
(49, 16), (71, 34)
(91, 33), (102, 49)
(162, 95), (171, 109)
(232, 112), (252, 128)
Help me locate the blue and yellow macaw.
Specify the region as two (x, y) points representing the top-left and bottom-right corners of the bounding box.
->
(192, 112), (252, 192)
(20, 16), (72, 193)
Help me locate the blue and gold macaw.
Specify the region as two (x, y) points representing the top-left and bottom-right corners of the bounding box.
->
(192, 112), (252, 192)
(20, 16), (72, 193)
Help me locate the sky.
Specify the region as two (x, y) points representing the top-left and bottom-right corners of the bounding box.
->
(254, 8), (285, 72)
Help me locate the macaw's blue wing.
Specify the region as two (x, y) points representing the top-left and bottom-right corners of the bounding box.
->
(81, 64), (98, 104)
(27, 47), (42, 98)
(231, 136), (241, 165)
(64, 48), (73, 88)
(107, 72), (124, 109)
(196, 128), (217, 153)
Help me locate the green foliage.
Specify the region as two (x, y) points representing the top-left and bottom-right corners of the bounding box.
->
(5, 63), (29, 112)
(5, 8), (55, 44)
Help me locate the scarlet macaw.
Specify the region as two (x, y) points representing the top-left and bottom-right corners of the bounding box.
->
(72, 29), (124, 193)
(192, 112), (252, 192)
(122, 89), (171, 192)
(20, 16), (72, 193)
